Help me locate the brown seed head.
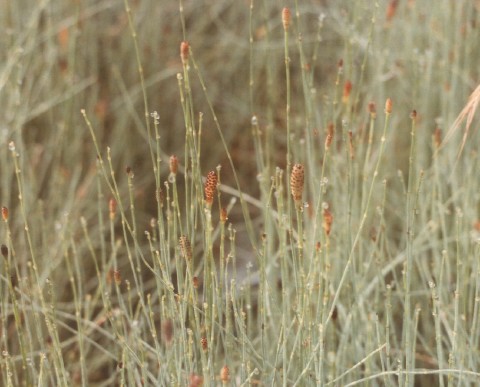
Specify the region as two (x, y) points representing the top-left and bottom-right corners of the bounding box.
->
(331, 306), (338, 321)
(109, 198), (117, 220)
(386, 0), (399, 22)
(200, 337), (208, 351)
(125, 165), (132, 175)
(410, 110), (417, 120)
(323, 208), (333, 236)
(220, 207), (228, 223)
(1, 206), (8, 222)
(179, 235), (193, 261)
(385, 98), (393, 114)
(220, 365), (230, 383)
(325, 123), (334, 149)
(169, 155), (178, 175)
(290, 164), (305, 203)
(282, 8), (291, 30)
(189, 373), (204, 387)
(193, 276), (200, 289)
(181, 41), (189, 65)
(342, 80), (352, 104)
(1, 244), (8, 259)
(204, 171), (218, 206)
(368, 101), (377, 118)
(58, 26), (69, 51)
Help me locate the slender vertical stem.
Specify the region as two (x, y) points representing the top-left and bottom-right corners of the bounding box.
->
(403, 111), (417, 386)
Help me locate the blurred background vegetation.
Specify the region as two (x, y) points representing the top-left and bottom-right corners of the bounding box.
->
(3, 0), (480, 218)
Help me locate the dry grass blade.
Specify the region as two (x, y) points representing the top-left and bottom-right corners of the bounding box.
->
(442, 83), (480, 157)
